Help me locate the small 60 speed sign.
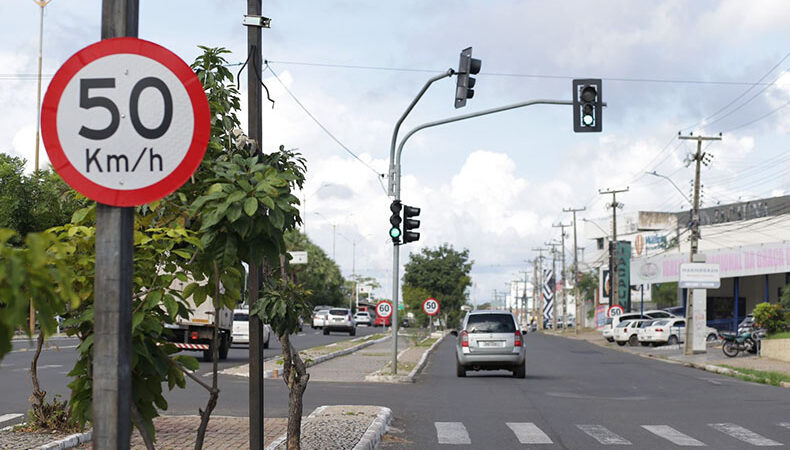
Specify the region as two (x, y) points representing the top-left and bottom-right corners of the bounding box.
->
(41, 38), (210, 206)
(422, 298), (440, 316)
(376, 300), (393, 319)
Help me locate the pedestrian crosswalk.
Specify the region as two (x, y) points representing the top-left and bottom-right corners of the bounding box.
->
(432, 421), (788, 446)
(0, 413), (24, 428)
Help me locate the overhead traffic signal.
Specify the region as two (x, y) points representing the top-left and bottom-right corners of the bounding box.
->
(402, 204), (421, 244)
(389, 200), (402, 243)
(572, 78), (602, 132)
(455, 47), (482, 109)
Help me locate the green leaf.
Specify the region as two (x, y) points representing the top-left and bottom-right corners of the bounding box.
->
(132, 311), (145, 331)
(243, 197), (258, 216)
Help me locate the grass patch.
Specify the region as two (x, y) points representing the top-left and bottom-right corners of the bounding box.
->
(720, 365), (790, 387)
(417, 337), (438, 347)
(765, 331), (790, 340)
(379, 361), (417, 375)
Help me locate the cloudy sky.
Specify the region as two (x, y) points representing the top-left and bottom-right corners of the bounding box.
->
(3, 0), (789, 306)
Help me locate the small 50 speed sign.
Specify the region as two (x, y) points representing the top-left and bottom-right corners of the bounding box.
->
(422, 298), (440, 316)
(376, 300), (393, 319)
(41, 38), (210, 206)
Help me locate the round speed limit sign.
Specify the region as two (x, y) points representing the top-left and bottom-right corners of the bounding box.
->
(422, 298), (440, 316)
(376, 300), (393, 319)
(41, 38), (210, 206)
(607, 305), (625, 318)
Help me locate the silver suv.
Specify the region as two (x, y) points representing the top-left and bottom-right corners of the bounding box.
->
(454, 311), (526, 378)
(323, 308), (356, 336)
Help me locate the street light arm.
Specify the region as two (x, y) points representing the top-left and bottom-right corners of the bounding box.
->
(646, 171), (692, 205)
(388, 69), (455, 196)
(582, 218), (609, 236)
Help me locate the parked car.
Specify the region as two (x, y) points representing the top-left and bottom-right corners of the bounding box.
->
(354, 311), (372, 326)
(738, 315), (755, 333)
(454, 310), (526, 378)
(640, 318), (685, 346)
(602, 318), (614, 342)
(602, 309), (679, 342)
(312, 309), (329, 329)
(613, 319), (647, 346)
(232, 309), (250, 346)
(636, 319), (658, 346)
(323, 308), (356, 336)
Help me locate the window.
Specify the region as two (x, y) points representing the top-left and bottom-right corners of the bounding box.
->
(466, 314), (516, 333)
(233, 313), (248, 321)
(329, 309), (348, 316)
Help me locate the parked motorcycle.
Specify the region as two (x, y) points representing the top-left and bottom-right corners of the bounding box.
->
(719, 329), (765, 357)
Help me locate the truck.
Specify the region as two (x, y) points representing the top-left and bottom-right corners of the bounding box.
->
(163, 277), (233, 362)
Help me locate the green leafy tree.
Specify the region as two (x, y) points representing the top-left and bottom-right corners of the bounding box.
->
(402, 284), (431, 326)
(285, 230), (345, 309)
(651, 282), (679, 309)
(402, 244), (473, 328)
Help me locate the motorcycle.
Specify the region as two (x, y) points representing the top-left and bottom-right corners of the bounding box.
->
(719, 329), (765, 357)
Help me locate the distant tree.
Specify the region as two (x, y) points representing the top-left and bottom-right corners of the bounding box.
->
(347, 275), (381, 307)
(402, 244), (473, 328)
(651, 282), (679, 309)
(285, 230), (345, 309)
(402, 284), (432, 326)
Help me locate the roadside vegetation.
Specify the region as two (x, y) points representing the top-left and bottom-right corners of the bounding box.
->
(720, 365), (790, 387)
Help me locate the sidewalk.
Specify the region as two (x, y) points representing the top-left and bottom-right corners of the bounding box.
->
(552, 328), (790, 383)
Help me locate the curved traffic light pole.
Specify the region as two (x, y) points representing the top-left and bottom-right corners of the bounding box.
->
(389, 98), (605, 373)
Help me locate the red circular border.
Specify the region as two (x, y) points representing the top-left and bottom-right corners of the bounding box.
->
(376, 300), (393, 319)
(422, 297), (440, 316)
(41, 37), (210, 207)
(607, 305), (624, 318)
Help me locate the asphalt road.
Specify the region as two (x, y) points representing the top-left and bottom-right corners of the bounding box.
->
(0, 326), (380, 428)
(263, 332), (790, 449)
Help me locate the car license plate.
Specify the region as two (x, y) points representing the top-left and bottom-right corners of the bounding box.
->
(334, 318), (343, 321)
(479, 341), (503, 348)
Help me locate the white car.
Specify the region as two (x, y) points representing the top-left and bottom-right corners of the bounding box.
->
(232, 309), (272, 349)
(640, 318), (685, 346)
(312, 309), (329, 329)
(602, 318), (615, 342)
(323, 308), (356, 336)
(636, 319), (659, 346)
(353, 311), (372, 326)
(613, 319), (647, 346)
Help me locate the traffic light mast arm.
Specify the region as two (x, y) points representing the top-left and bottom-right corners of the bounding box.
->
(393, 98), (606, 198)
(388, 69), (455, 197)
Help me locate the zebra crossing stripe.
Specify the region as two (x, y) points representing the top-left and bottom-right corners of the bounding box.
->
(506, 422), (553, 444)
(435, 422), (471, 444)
(642, 425), (706, 446)
(0, 413), (23, 426)
(577, 424), (632, 445)
(709, 423), (782, 446)
(778, 423), (790, 430)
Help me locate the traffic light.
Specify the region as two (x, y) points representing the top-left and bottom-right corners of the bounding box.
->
(572, 78), (602, 132)
(402, 204), (420, 244)
(389, 200), (402, 243)
(455, 47), (482, 109)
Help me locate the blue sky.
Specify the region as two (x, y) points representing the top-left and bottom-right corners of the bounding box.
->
(3, 0), (789, 305)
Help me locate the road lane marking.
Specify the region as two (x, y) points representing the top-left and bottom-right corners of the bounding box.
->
(642, 425), (706, 446)
(506, 422), (552, 444)
(577, 424), (632, 445)
(779, 423), (790, 430)
(435, 422), (471, 444)
(0, 413), (24, 425)
(709, 423), (782, 446)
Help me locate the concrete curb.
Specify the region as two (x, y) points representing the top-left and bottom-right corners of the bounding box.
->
(257, 335), (391, 379)
(264, 406), (326, 450)
(365, 332), (447, 383)
(38, 429), (93, 449)
(352, 407), (392, 450)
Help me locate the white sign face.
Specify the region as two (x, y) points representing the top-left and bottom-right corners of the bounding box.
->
(607, 305), (624, 318)
(679, 263), (721, 289)
(289, 251), (308, 265)
(422, 298), (440, 316)
(376, 301), (393, 319)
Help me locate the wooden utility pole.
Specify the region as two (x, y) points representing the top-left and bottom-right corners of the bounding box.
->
(93, 2), (137, 449)
(598, 187), (628, 308)
(564, 207), (585, 334)
(553, 223), (570, 332)
(678, 132), (721, 355)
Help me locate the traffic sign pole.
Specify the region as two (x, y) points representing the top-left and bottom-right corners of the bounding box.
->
(93, 2), (137, 448)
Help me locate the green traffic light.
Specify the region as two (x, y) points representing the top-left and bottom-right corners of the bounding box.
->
(390, 227), (401, 238)
(583, 114), (594, 125)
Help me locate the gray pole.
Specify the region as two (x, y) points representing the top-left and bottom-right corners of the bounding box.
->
(390, 244), (399, 373)
(564, 207), (585, 334)
(93, 2), (137, 449)
(532, 248), (545, 330)
(678, 133), (721, 355)
(553, 223), (570, 331)
(246, 0), (264, 447)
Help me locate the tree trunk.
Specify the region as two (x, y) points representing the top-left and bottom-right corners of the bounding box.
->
(130, 403), (155, 450)
(194, 263), (222, 450)
(29, 332), (46, 419)
(279, 333), (309, 450)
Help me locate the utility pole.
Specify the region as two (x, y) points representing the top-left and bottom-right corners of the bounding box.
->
(678, 132), (721, 355)
(564, 207), (586, 334)
(545, 241), (560, 331)
(532, 248), (545, 330)
(598, 187), (628, 309)
(553, 223), (570, 332)
(246, 0), (266, 447)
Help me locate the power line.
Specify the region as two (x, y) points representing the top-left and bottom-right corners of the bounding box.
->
(723, 98), (790, 133)
(263, 64), (388, 194)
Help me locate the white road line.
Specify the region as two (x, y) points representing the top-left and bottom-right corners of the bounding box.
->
(779, 423), (790, 430)
(435, 422), (471, 445)
(709, 423), (782, 446)
(577, 424), (632, 445)
(506, 422), (553, 444)
(0, 413), (24, 425)
(642, 425), (706, 446)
